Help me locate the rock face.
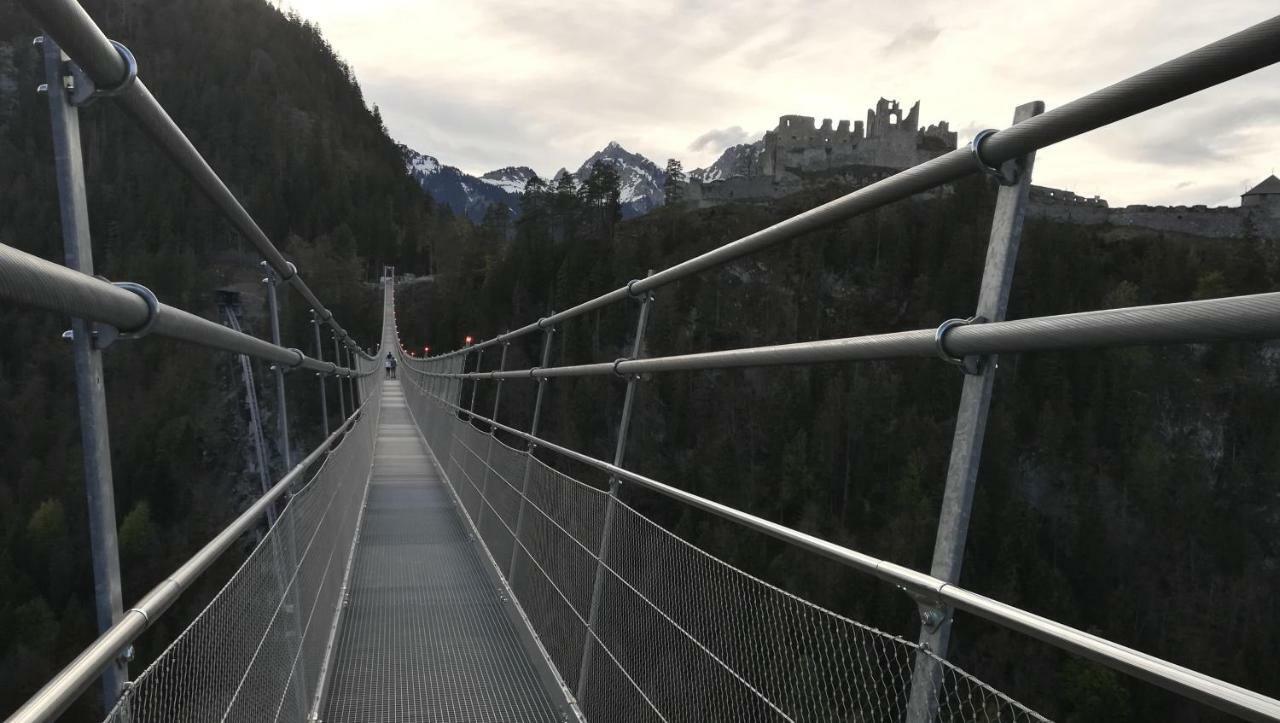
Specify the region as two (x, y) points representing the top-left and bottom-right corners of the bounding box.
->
(690, 142), (766, 183)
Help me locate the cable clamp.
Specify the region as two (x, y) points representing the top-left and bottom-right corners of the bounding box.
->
(66, 40), (138, 107)
(969, 129), (1018, 186)
(537, 311), (556, 330)
(934, 316), (985, 375)
(612, 357), (640, 380)
(63, 281), (159, 350)
(626, 279), (654, 301)
(280, 262), (298, 281)
(286, 348), (306, 369)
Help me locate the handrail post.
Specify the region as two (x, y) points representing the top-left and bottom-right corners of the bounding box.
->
(576, 274), (655, 700)
(40, 33), (128, 706)
(346, 345), (360, 408)
(476, 340), (509, 530)
(262, 264), (292, 471)
(906, 100), (1044, 722)
(311, 310), (329, 438)
(469, 347), (485, 413)
(509, 318), (556, 581)
(333, 333), (348, 421)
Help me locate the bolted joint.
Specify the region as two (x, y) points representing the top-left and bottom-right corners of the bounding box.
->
(919, 606), (948, 631)
(65, 39), (138, 107)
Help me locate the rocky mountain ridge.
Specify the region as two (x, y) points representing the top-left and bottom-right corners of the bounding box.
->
(401, 138), (758, 221)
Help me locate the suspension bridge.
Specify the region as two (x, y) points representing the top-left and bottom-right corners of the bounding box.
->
(4, 1), (1280, 721)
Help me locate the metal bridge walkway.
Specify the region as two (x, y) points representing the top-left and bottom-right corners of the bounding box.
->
(321, 380), (562, 722)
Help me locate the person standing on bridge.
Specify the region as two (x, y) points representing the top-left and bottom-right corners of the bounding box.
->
(385, 352), (397, 379)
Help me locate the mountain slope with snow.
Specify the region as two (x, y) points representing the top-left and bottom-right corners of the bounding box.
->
(400, 144), (520, 222)
(690, 141), (765, 182)
(573, 141), (667, 217)
(401, 141), (673, 220)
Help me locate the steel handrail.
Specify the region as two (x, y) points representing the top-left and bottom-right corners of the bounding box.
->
(411, 289), (1280, 380)
(0, 242), (363, 376)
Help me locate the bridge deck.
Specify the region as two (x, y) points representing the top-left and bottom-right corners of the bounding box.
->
(322, 380), (561, 722)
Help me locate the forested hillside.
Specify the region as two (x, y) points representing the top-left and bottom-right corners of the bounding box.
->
(395, 175), (1280, 722)
(0, 0), (444, 717)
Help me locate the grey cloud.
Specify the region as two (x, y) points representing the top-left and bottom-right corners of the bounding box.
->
(689, 126), (753, 152)
(1094, 89), (1280, 167)
(882, 18), (941, 54)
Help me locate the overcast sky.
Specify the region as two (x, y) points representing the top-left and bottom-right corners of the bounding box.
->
(285, 0), (1280, 207)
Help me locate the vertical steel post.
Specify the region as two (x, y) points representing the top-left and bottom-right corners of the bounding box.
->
(345, 345), (359, 408)
(333, 333), (348, 421)
(906, 100), (1044, 722)
(41, 35), (128, 706)
(469, 348), (484, 413)
(311, 311), (329, 438)
(508, 319), (556, 580)
(262, 266), (292, 471)
(576, 280), (654, 700)
(476, 341), (509, 529)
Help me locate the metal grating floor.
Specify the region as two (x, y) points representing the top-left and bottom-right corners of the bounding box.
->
(322, 381), (562, 722)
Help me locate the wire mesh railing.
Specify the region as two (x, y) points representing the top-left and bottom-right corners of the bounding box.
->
(102, 388), (380, 723)
(399, 359), (1047, 722)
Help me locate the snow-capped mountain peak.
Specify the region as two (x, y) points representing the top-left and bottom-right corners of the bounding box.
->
(399, 142), (668, 220)
(479, 166), (538, 196)
(575, 142), (666, 216)
(401, 144), (441, 179)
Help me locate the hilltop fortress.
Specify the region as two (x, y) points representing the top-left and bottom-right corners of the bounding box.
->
(764, 99), (957, 179)
(687, 99), (960, 207)
(1026, 178), (1280, 239)
(686, 99), (1280, 240)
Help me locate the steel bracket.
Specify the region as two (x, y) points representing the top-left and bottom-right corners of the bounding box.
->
(62, 281), (159, 350)
(904, 589), (950, 633)
(55, 39), (138, 107)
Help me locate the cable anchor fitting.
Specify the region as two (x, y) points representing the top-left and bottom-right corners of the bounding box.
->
(934, 315), (986, 375)
(65, 40), (138, 107)
(969, 129), (1018, 186)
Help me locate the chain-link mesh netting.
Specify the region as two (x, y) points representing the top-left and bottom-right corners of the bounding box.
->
(102, 388), (381, 723)
(397, 361), (1049, 723)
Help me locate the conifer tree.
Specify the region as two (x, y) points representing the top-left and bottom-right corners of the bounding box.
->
(663, 158), (686, 207)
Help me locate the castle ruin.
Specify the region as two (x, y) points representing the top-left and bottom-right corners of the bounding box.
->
(1026, 175), (1280, 239)
(762, 99), (957, 180)
(686, 99), (956, 208)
